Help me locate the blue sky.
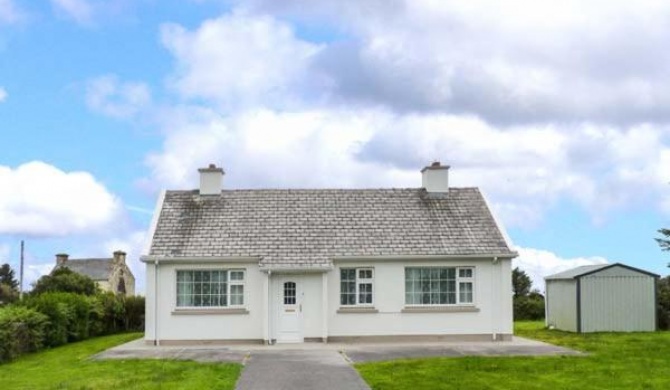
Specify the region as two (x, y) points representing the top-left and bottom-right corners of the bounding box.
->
(1, 0), (669, 293)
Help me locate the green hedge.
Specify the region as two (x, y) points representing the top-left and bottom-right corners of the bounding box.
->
(513, 294), (545, 321)
(0, 293), (145, 364)
(0, 306), (49, 363)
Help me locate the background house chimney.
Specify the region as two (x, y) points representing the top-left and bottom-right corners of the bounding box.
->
(421, 161), (450, 193)
(198, 164), (224, 195)
(56, 253), (69, 265)
(113, 250), (126, 265)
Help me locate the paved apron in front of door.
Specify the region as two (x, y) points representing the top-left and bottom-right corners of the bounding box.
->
(235, 349), (370, 390)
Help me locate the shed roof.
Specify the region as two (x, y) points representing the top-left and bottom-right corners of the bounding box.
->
(545, 263), (659, 280)
(53, 258), (113, 281)
(148, 187), (517, 269)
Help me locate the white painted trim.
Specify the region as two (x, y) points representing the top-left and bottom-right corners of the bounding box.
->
(333, 254), (515, 262)
(263, 271), (270, 343)
(321, 272), (328, 341)
(140, 256), (261, 264)
(143, 190), (166, 256)
(154, 260), (160, 346)
(480, 190), (517, 256)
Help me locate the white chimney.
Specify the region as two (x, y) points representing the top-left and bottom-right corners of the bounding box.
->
(421, 161), (450, 193)
(198, 164), (224, 195)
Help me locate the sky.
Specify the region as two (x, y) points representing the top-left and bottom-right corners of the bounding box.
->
(1, 0), (670, 294)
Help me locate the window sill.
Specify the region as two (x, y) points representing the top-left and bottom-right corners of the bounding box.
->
(337, 307), (379, 314)
(172, 308), (249, 315)
(401, 306), (480, 313)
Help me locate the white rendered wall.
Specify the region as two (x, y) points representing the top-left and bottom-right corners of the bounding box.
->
(327, 258), (513, 337)
(144, 263), (156, 341)
(150, 262), (265, 341)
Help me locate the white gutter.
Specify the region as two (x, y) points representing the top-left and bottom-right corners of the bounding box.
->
(140, 256), (261, 264)
(333, 253), (517, 262)
(267, 270), (273, 345)
(492, 256), (498, 341)
(144, 190), (166, 347)
(154, 259), (160, 346)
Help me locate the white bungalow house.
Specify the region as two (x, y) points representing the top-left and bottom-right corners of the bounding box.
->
(142, 162), (517, 345)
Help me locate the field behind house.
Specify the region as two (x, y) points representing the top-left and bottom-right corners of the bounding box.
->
(357, 321), (670, 389)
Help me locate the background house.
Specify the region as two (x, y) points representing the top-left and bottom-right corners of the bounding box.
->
(545, 263), (658, 332)
(52, 250), (135, 296)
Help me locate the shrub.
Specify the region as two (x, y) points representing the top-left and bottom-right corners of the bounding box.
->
(124, 295), (145, 332)
(514, 293), (545, 321)
(31, 268), (98, 296)
(96, 292), (126, 335)
(23, 292), (96, 346)
(0, 306), (48, 363)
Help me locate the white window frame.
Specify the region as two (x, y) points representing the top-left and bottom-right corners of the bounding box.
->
(404, 266), (476, 306)
(339, 267), (375, 307)
(175, 269), (246, 309)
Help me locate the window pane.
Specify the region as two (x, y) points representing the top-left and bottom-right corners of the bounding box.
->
(284, 282), (296, 305)
(460, 282), (473, 303)
(230, 271), (244, 281)
(459, 268), (473, 278)
(175, 270), (238, 308)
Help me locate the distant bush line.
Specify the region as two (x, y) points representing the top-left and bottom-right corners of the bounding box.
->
(0, 268), (144, 364)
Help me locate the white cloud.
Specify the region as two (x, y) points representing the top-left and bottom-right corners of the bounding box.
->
(144, 102), (670, 227)
(25, 263), (54, 290)
(86, 75), (151, 119)
(127, 7), (670, 233)
(50, 0), (93, 24)
(0, 87), (7, 102)
(161, 10), (322, 109)
(514, 246), (610, 293)
(0, 161), (122, 236)
(227, 1), (670, 125)
(0, 0), (23, 24)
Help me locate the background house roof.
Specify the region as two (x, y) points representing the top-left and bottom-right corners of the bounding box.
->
(54, 258), (114, 281)
(149, 188), (517, 268)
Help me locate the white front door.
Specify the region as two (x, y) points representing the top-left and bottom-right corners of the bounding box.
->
(277, 277), (303, 343)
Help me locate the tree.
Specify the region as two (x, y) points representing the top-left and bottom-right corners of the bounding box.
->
(656, 228), (670, 252)
(0, 263), (19, 290)
(0, 264), (19, 305)
(512, 267), (532, 297)
(31, 268), (98, 296)
(658, 276), (670, 330)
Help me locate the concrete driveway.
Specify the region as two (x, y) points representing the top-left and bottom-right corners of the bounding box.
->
(94, 337), (580, 390)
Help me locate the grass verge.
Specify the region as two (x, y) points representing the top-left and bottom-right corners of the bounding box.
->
(0, 333), (242, 390)
(356, 321), (670, 389)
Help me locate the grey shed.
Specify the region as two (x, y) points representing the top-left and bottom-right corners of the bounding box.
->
(545, 263), (659, 333)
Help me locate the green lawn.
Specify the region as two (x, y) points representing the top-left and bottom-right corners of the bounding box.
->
(356, 322), (670, 390)
(0, 333), (242, 390)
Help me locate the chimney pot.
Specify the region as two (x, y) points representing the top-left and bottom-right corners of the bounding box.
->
(56, 253), (69, 265)
(198, 164), (225, 196)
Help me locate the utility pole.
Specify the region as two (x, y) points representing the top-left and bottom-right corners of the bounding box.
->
(19, 240), (24, 300)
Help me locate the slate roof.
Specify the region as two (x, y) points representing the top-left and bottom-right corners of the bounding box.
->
(54, 258), (114, 281)
(149, 187), (516, 269)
